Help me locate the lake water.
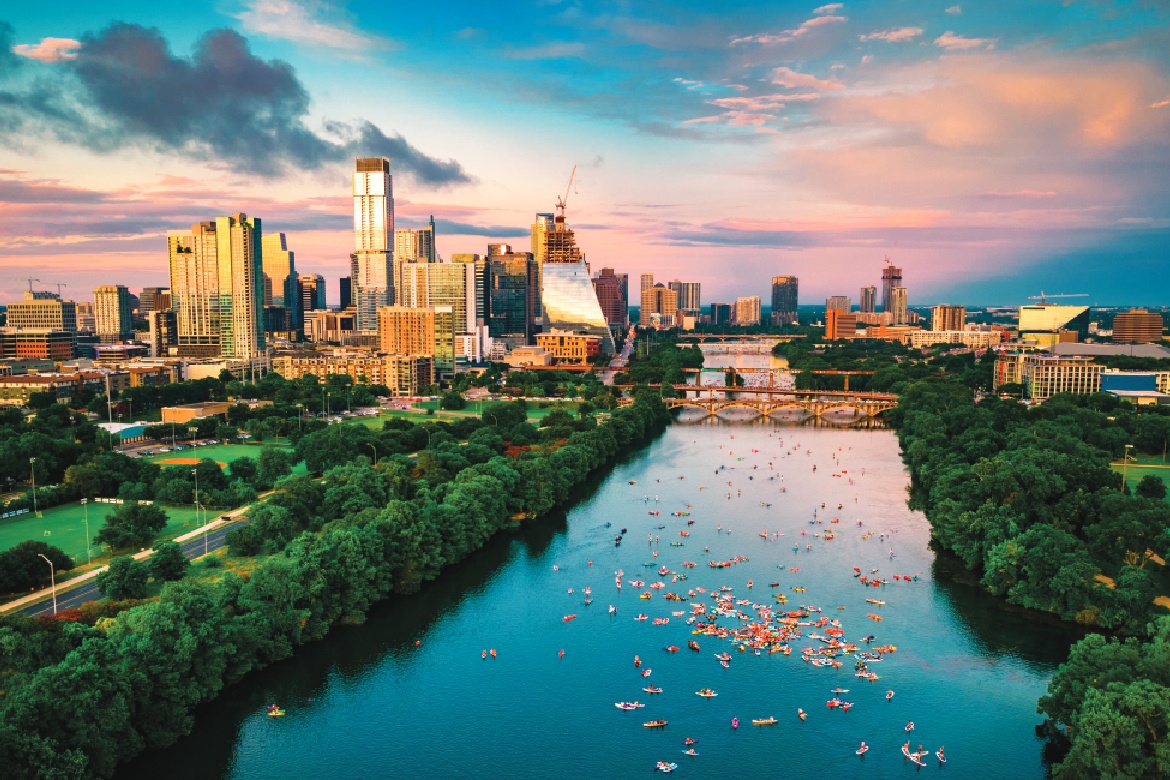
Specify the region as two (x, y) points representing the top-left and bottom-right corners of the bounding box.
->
(115, 417), (1079, 780)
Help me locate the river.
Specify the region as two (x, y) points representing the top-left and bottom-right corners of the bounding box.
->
(115, 412), (1079, 779)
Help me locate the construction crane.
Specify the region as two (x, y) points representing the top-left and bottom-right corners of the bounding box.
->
(54, 283), (67, 297)
(1027, 291), (1088, 305)
(554, 165), (577, 220)
(25, 277), (41, 292)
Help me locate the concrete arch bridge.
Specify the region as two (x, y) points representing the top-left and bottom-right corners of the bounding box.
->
(617, 385), (897, 418)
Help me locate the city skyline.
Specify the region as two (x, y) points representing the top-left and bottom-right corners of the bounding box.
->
(0, 2), (1168, 305)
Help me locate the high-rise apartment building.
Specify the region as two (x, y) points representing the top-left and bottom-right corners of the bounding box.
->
(94, 285), (132, 341)
(398, 262), (476, 335)
(261, 233), (297, 308)
(139, 286), (171, 314)
(298, 274), (327, 319)
(488, 248), (537, 348)
(640, 273), (654, 296)
(860, 286), (877, 314)
(669, 280), (701, 316)
(930, 305), (966, 332)
(771, 276), (798, 325)
(6, 291), (78, 332)
(1112, 309), (1164, 343)
(826, 296), (851, 313)
(377, 305), (454, 379)
(339, 277), (352, 310)
(735, 296), (761, 326)
(167, 213), (265, 358)
(881, 264), (903, 313)
(641, 284), (678, 323)
(351, 157), (394, 329)
(592, 268), (629, 328)
(711, 303), (733, 325)
(452, 254), (487, 326)
(889, 287), (909, 326)
(148, 310), (178, 357)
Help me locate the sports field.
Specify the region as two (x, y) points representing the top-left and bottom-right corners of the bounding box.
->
(0, 501), (220, 563)
(1113, 456), (1170, 500)
(141, 442), (307, 475)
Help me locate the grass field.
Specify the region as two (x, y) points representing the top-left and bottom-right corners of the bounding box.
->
(0, 501), (222, 562)
(1113, 459), (1170, 500)
(141, 442), (308, 476)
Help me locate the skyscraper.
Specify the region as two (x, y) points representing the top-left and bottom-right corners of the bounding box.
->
(298, 274), (327, 323)
(351, 157), (394, 329)
(860, 286), (877, 314)
(167, 213), (264, 358)
(592, 268), (629, 328)
(826, 296), (851, 312)
(640, 273), (654, 296)
(261, 232), (298, 333)
(139, 287), (171, 314)
(735, 296), (762, 326)
(398, 262), (476, 335)
(880, 263), (903, 313)
(339, 276), (352, 310)
(531, 213), (555, 266)
(669, 280), (701, 316)
(710, 303), (733, 325)
(889, 287), (909, 326)
(452, 253), (487, 326)
(641, 284), (678, 322)
(930, 305), (966, 332)
(488, 248), (537, 348)
(542, 262), (616, 352)
(771, 276), (798, 325)
(94, 285), (132, 341)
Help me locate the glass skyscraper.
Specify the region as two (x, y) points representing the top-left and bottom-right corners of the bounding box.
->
(542, 261), (615, 353)
(351, 157), (394, 329)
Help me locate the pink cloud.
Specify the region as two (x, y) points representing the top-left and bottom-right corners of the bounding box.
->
(934, 31), (996, 50)
(1151, 98), (1170, 109)
(771, 67), (844, 91)
(979, 190), (1058, 199)
(711, 95), (789, 111)
(859, 27), (924, 43)
(11, 37), (81, 63)
(731, 13), (846, 46)
(813, 3), (844, 14)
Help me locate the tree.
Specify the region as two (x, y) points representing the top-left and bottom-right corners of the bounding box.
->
(214, 423), (239, 443)
(149, 541), (189, 582)
(95, 555), (149, 600)
(439, 391), (466, 410)
(0, 541), (74, 593)
(256, 445), (294, 489)
(228, 456), (258, 485)
(1136, 474), (1167, 501)
(95, 503), (169, 549)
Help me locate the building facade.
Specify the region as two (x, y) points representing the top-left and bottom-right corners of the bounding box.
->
(377, 305), (455, 378)
(541, 262), (615, 352)
(147, 310), (178, 357)
(669, 280), (701, 316)
(1018, 304), (1090, 346)
(94, 285), (133, 341)
(272, 352), (433, 396)
(1112, 309), (1164, 343)
(710, 303), (733, 325)
(641, 284), (678, 324)
(905, 329), (1002, 349)
(735, 296), (761, 326)
(6, 292), (78, 332)
(825, 309), (857, 340)
(488, 249), (537, 349)
(351, 157), (394, 329)
(993, 352), (1105, 401)
(592, 267), (629, 329)
(930, 305), (966, 332)
(451, 254), (488, 326)
(880, 264), (903, 313)
(826, 295), (851, 313)
(536, 331), (601, 364)
(771, 276), (799, 325)
(860, 285), (877, 314)
(889, 287), (909, 326)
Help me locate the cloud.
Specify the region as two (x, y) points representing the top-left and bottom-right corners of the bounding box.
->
(946, 6), (962, 14)
(731, 12), (846, 46)
(0, 23), (471, 185)
(235, 0), (391, 57)
(12, 37), (82, 62)
(979, 190), (1058, 200)
(1152, 98), (1170, 108)
(934, 31), (997, 50)
(771, 67), (844, 91)
(813, 3), (843, 14)
(859, 27), (924, 43)
(506, 42), (586, 60)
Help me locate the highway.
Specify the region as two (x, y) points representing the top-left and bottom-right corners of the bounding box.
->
(20, 520), (246, 617)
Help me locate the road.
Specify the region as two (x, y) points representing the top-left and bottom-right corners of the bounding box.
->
(20, 520), (247, 617)
(600, 326), (637, 386)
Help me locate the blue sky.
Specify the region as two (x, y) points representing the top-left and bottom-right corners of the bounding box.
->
(1, 0), (1168, 306)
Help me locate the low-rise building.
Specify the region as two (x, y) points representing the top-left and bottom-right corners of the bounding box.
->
(161, 401), (232, 423)
(993, 352), (1105, 401)
(504, 346), (553, 368)
(904, 330), (1003, 349)
(536, 331), (601, 365)
(272, 352), (434, 396)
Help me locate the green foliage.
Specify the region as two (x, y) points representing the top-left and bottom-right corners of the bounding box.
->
(0, 541), (74, 594)
(95, 556), (149, 600)
(1136, 474), (1167, 501)
(255, 445), (293, 490)
(94, 503), (168, 550)
(439, 391), (467, 410)
(149, 541), (189, 583)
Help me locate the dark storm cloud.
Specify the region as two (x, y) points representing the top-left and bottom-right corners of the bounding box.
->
(0, 22), (471, 186)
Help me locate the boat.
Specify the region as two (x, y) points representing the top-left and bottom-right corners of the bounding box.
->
(629, 480), (637, 485)
(684, 738), (698, 746)
(681, 749), (699, 756)
(635, 614), (648, 621)
(664, 645), (680, 653)
(644, 719), (668, 728)
(905, 721), (915, 732)
(267, 708), (286, 717)
(642, 669), (653, 677)
(687, 641), (700, 651)
(695, 689), (718, 698)
(655, 762), (678, 773)
(644, 686), (663, 694)
(615, 701), (645, 710)
(936, 752), (946, 764)
(670, 542), (684, 547)
(731, 717), (739, 729)
(752, 717), (778, 726)
(562, 615), (577, 622)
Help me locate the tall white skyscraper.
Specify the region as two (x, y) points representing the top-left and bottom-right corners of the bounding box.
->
(351, 157), (394, 329)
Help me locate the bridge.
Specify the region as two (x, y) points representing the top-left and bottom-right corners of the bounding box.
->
(617, 385), (898, 418)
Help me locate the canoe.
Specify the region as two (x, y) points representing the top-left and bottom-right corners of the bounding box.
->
(751, 717), (778, 726)
(644, 720), (668, 728)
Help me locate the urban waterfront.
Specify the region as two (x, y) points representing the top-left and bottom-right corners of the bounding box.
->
(114, 419), (1082, 780)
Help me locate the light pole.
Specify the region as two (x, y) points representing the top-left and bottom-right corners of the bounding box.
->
(296, 403), (303, 431)
(37, 553), (56, 615)
(189, 426), (198, 456)
(29, 457), (38, 517)
(366, 442), (378, 465)
(81, 498), (91, 565)
(1122, 443), (1134, 493)
(322, 386), (326, 416)
(191, 467), (208, 556)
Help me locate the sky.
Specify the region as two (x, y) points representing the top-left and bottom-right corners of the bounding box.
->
(1, 0), (1168, 307)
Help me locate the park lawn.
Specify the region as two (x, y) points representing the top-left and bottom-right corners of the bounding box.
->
(1112, 462), (1170, 501)
(142, 442), (307, 476)
(409, 400), (580, 421)
(0, 501), (222, 563)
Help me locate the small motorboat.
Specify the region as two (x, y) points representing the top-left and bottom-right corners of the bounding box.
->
(642, 669), (652, 677)
(752, 717), (778, 726)
(635, 614), (649, 621)
(644, 719), (668, 728)
(731, 717), (739, 729)
(687, 641), (700, 652)
(643, 686), (663, 694)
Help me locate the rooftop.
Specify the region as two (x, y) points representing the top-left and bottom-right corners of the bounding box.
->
(1048, 343), (1170, 359)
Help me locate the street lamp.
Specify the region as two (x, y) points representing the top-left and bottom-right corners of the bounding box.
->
(37, 553), (56, 615)
(1122, 443), (1134, 493)
(81, 498), (91, 565)
(296, 403), (303, 431)
(192, 468), (207, 556)
(189, 426), (199, 456)
(366, 442), (378, 465)
(29, 457), (38, 518)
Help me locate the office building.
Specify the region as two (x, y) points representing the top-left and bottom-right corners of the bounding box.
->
(1113, 309), (1163, 343)
(167, 213), (265, 359)
(488, 247), (537, 348)
(148, 310), (178, 356)
(641, 284), (678, 324)
(351, 157), (394, 329)
(377, 305), (455, 378)
(825, 309), (857, 340)
(640, 273), (655, 297)
(541, 261), (616, 352)
(94, 285), (133, 341)
(711, 303), (733, 325)
(0, 328), (74, 360)
(298, 274), (327, 317)
(452, 254), (488, 326)
(398, 262), (476, 335)
(993, 352), (1104, 402)
(303, 310), (363, 345)
(771, 276), (799, 325)
(339, 276), (352, 310)
(6, 291), (78, 332)
(261, 232), (297, 310)
(826, 296), (851, 313)
(889, 287), (909, 326)
(1018, 304), (1090, 346)
(75, 302), (96, 333)
(139, 287), (171, 314)
(537, 330), (602, 365)
(930, 305), (966, 332)
(592, 268), (629, 329)
(669, 280), (701, 316)
(881, 263), (903, 313)
(735, 296), (761, 326)
(860, 285), (877, 314)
